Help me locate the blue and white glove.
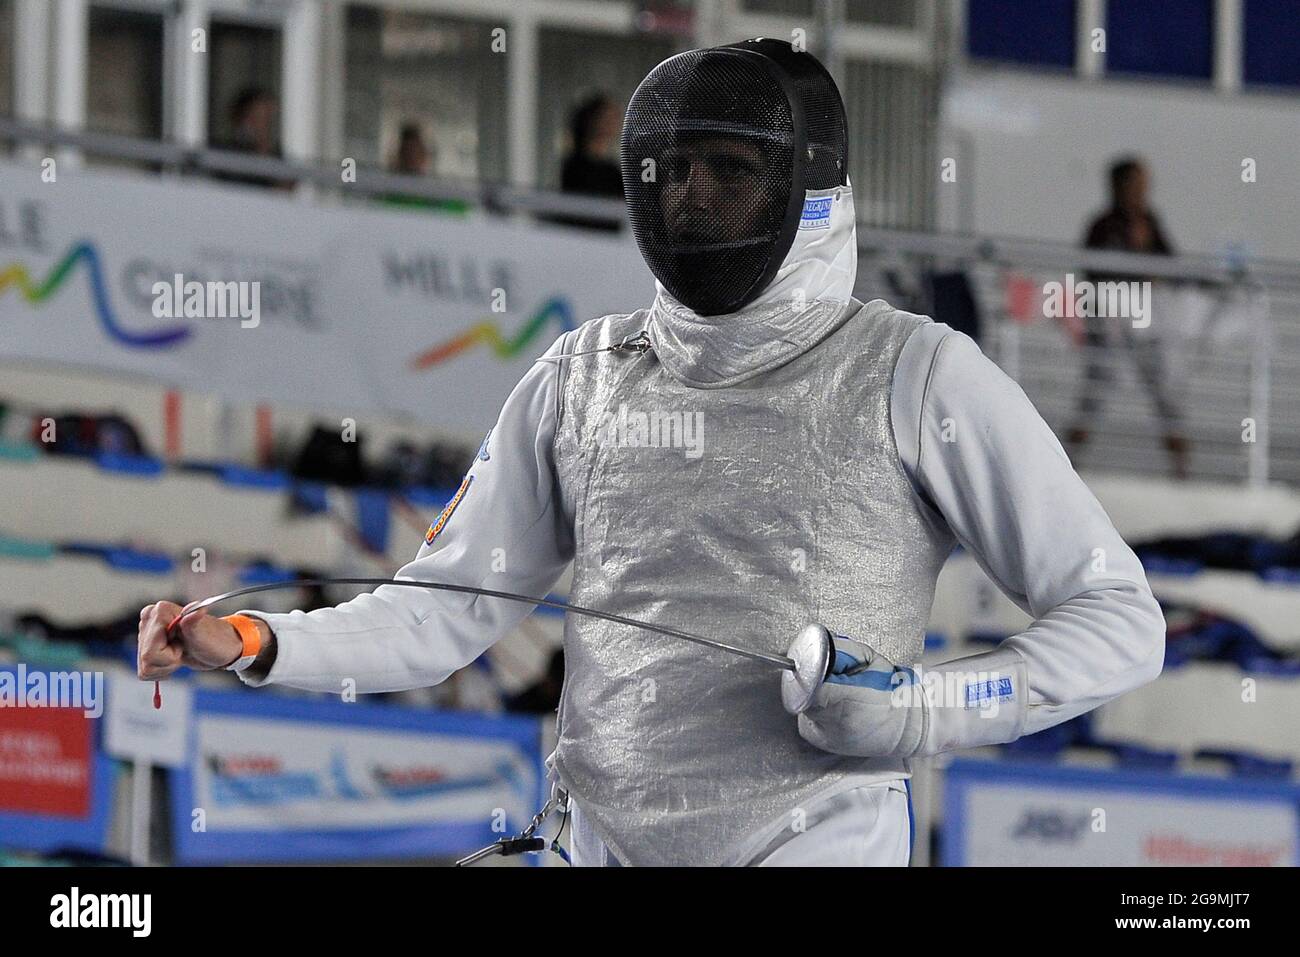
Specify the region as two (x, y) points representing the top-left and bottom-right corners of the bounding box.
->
(796, 635), (926, 758)
(796, 634), (1030, 758)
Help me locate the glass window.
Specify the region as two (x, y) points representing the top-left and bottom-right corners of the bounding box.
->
(0, 0), (12, 118)
(343, 6), (507, 186)
(1106, 0), (1213, 81)
(87, 4), (165, 138)
(846, 0), (922, 28)
(843, 58), (938, 230)
(1244, 0), (1300, 88)
(536, 27), (675, 194)
(207, 20), (283, 150)
(741, 0), (817, 15)
(967, 0), (1075, 69)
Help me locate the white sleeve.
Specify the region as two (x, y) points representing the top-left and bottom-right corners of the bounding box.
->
(236, 333), (574, 694)
(891, 322), (1166, 754)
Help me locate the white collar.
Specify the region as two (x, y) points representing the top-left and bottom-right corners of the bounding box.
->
(647, 182), (859, 388)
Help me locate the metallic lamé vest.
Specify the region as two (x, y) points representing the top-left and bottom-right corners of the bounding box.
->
(550, 299), (954, 866)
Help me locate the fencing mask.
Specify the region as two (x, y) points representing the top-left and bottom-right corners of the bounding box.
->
(621, 38), (848, 317)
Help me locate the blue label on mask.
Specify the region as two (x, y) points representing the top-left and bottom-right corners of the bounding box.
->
(800, 196), (833, 230)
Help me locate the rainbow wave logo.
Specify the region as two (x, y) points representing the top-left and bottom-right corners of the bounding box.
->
(1, 240), (191, 348)
(410, 296), (575, 369)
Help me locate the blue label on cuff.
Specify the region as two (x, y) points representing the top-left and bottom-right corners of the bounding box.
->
(965, 676), (1014, 708)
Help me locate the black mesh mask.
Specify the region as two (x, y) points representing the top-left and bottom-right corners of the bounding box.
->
(621, 39), (847, 317)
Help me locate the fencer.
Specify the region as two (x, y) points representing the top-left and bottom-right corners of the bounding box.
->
(138, 39), (1165, 866)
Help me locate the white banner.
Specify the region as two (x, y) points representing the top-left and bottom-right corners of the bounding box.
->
(105, 670), (192, 768)
(945, 759), (1298, 867)
(191, 715), (535, 831)
(0, 160), (654, 436)
(173, 691), (543, 862)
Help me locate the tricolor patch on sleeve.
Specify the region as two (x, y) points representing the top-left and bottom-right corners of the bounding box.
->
(425, 475), (473, 545)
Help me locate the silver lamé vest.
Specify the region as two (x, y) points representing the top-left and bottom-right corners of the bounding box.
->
(550, 298), (954, 866)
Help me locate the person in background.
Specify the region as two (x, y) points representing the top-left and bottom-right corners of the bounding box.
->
(554, 94), (624, 231)
(392, 122), (432, 177)
(1068, 156), (1189, 478)
(383, 122), (470, 215)
(212, 87), (291, 191)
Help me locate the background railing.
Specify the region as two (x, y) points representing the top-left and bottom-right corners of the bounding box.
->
(5, 117), (1300, 487)
(854, 226), (1300, 486)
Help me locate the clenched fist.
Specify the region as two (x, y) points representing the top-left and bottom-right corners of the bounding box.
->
(136, 602), (242, 680)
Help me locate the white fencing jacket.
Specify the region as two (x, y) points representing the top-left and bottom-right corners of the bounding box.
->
(237, 317), (1165, 753)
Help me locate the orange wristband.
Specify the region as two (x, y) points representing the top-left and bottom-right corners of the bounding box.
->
(221, 614), (262, 671)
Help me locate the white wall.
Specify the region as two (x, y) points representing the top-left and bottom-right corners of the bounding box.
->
(938, 68), (1300, 260)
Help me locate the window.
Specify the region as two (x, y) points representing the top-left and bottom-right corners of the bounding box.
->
(846, 0), (922, 28)
(1105, 0), (1213, 81)
(0, 0), (12, 118)
(207, 20), (283, 150)
(967, 0), (1076, 69)
(87, 5), (166, 138)
(844, 58), (938, 230)
(1244, 0), (1300, 89)
(741, 0), (817, 15)
(536, 27), (675, 193)
(344, 6), (507, 184)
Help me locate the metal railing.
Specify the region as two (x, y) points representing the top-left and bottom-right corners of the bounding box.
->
(0, 116), (629, 224)
(5, 117), (1299, 486)
(855, 226), (1300, 486)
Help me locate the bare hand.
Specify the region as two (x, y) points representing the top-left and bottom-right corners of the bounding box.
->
(136, 602), (242, 680)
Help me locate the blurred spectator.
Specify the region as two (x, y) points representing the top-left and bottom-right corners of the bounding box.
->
(554, 94), (624, 231)
(392, 122), (432, 177)
(212, 86), (291, 190)
(383, 122), (470, 215)
(1067, 157), (1189, 478)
